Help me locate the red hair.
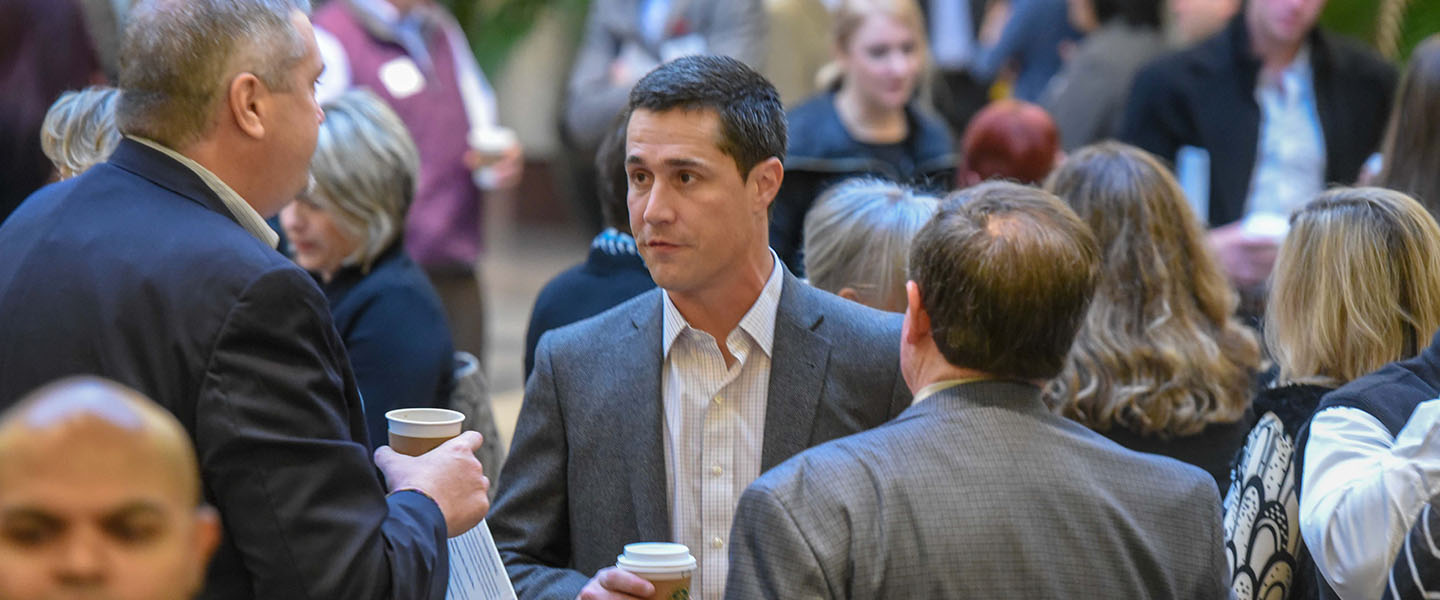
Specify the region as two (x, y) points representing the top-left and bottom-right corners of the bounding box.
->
(959, 100), (1060, 186)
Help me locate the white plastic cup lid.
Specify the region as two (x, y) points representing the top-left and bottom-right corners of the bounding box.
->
(615, 543), (696, 575)
(468, 127), (517, 154)
(385, 408), (464, 438)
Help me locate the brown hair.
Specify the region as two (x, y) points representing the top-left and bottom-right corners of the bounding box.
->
(1266, 187), (1440, 387)
(1376, 35), (1440, 218)
(909, 181), (1100, 379)
(1044, 142), (1259, 438)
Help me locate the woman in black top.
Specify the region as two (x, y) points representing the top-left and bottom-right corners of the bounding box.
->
(280, 90), (454, 448)
(769, 0), (954, 275)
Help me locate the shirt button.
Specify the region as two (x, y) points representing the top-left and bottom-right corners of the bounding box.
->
(714, 395), (725, 406)
(710, 465), (723, 476)
(711, 537), (724, 549)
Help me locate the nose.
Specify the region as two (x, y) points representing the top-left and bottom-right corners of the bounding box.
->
(641, 179), (676, 226)
(55, 529), (106, 587)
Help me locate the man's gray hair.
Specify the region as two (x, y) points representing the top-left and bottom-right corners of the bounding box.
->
(803, 178), (939, 311)
(41, 86), (122, 180)
(116, 0), (311, 148)
(307, 90), (421, 273)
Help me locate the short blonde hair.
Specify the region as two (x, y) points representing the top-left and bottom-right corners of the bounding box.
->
(803, 178), (938, 311)
(305, 90), (420, 273)
(41, 87), (122, 180)
(1266, 187), (1440, 387)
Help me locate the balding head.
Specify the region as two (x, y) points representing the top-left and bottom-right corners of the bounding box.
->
(0, 377), (220, 600)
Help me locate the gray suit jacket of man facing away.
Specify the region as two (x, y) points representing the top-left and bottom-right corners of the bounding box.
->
(726, 380), (1229, 599)
(490, 269), (911, 599)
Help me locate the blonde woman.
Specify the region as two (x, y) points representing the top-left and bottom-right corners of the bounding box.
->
(770, 0), (955, 276)
(802, 177), (938, 312)
(40, 86), (121, 180)
(1044, 142), (1260, 491)
(1224, 187), (1440, 600)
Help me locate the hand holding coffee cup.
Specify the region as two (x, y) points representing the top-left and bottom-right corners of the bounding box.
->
(374, 408), (490, 536)
(466, 127), (523, 190)
(616, 543), (696, 600)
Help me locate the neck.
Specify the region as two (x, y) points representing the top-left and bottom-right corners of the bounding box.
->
(904, 344), (1038, 394)
(834, 85), (907, 144)
(667, 248), (774, 349)
(1247, 17), (1305, 73)
(183, 137), (271, 217)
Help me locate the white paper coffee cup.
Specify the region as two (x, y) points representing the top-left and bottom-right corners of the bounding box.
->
(386, 408), (465, 456)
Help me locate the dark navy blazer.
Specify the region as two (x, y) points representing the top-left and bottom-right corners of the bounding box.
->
(0, 139), (449, 600)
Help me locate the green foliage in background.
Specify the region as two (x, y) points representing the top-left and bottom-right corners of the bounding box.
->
(1321, 0), (1440, 62)
(440, 0), (590, 77)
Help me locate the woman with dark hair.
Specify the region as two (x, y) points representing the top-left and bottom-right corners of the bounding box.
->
(1043, 142), (1260, 491)
(769, 0), (955, 275)
(1373, 35), (1440, 217)
(1039, 0), (1167, 150)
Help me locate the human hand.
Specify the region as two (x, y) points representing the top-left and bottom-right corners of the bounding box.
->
(576, 567), (654, 600)
(374, 431), (490, 537)
(1208, 222), (1280, 289)
(465, 143), (524, 191)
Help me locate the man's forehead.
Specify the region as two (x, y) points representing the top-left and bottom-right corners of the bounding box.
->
(625, 109), (725, 161)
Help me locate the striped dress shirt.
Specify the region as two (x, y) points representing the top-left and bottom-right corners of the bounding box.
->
(661, 255), (783, 600)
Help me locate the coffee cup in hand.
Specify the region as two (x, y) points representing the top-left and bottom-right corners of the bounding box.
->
(386, 408), (465, 456)
(616, 543), (696, 600)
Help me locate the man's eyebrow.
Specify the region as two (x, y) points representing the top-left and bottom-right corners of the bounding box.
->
(104, 501), (167, 520)
(0, 506), (61, 524)
(662, 158), (705, 169)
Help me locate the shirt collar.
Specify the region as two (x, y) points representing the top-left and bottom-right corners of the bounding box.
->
(912, 376), (997, 406)
(662, 249), (784, 358)
(127, 136), (279, 249)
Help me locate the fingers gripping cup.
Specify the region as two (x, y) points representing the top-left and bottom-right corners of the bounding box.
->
(385, 408), (465, 456)
(616, 543), (696, 600)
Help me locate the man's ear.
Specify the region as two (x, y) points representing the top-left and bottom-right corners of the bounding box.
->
(903, 280), (931, 345)
(748, 156), (784, 213)
(228, 73), (266, 140)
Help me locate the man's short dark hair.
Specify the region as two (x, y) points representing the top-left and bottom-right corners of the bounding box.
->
(627, 55), (786, 178)
(595, 113), (631, 233)
(909, 182), (1100, 380)
(1096, 0), (1161, 29)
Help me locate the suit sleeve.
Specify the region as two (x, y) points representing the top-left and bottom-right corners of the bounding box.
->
(195, 266), (448, 600)
(1118, 62), (1183, 164)
(563, 4), (632, 151)
(490, 334), (592, 598)
(1194, 471), (1230, 600)
(725, 482), (833, 599)
(969, 0), (1038, 83)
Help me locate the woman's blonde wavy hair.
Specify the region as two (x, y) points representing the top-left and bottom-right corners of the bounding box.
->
(1043, 142), (1259, 438)
(1267, 187), (1440, 387)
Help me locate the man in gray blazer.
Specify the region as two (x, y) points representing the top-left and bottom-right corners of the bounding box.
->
(726, 182), (1229, 599)
(490, 55), (910, 600)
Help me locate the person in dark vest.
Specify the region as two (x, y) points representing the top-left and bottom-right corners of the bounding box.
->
(312, 0), (525, 360)
(1303, 319), (1440, 597)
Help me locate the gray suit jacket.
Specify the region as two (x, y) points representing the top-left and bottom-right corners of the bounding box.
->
(726, 381), (1229, 599)
(562, 0), (766, 150)
(491, 270), (911, 599)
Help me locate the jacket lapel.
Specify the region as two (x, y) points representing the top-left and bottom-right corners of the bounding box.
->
(620, 292), (671, 541)
(761, 272), (831, 471)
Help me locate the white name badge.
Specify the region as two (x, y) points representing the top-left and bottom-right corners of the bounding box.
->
(379, 56), (426, 99)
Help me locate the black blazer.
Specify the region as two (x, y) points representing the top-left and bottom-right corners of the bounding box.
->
(0, 139), (449, 600)
(1120, 17), (1396, 227)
